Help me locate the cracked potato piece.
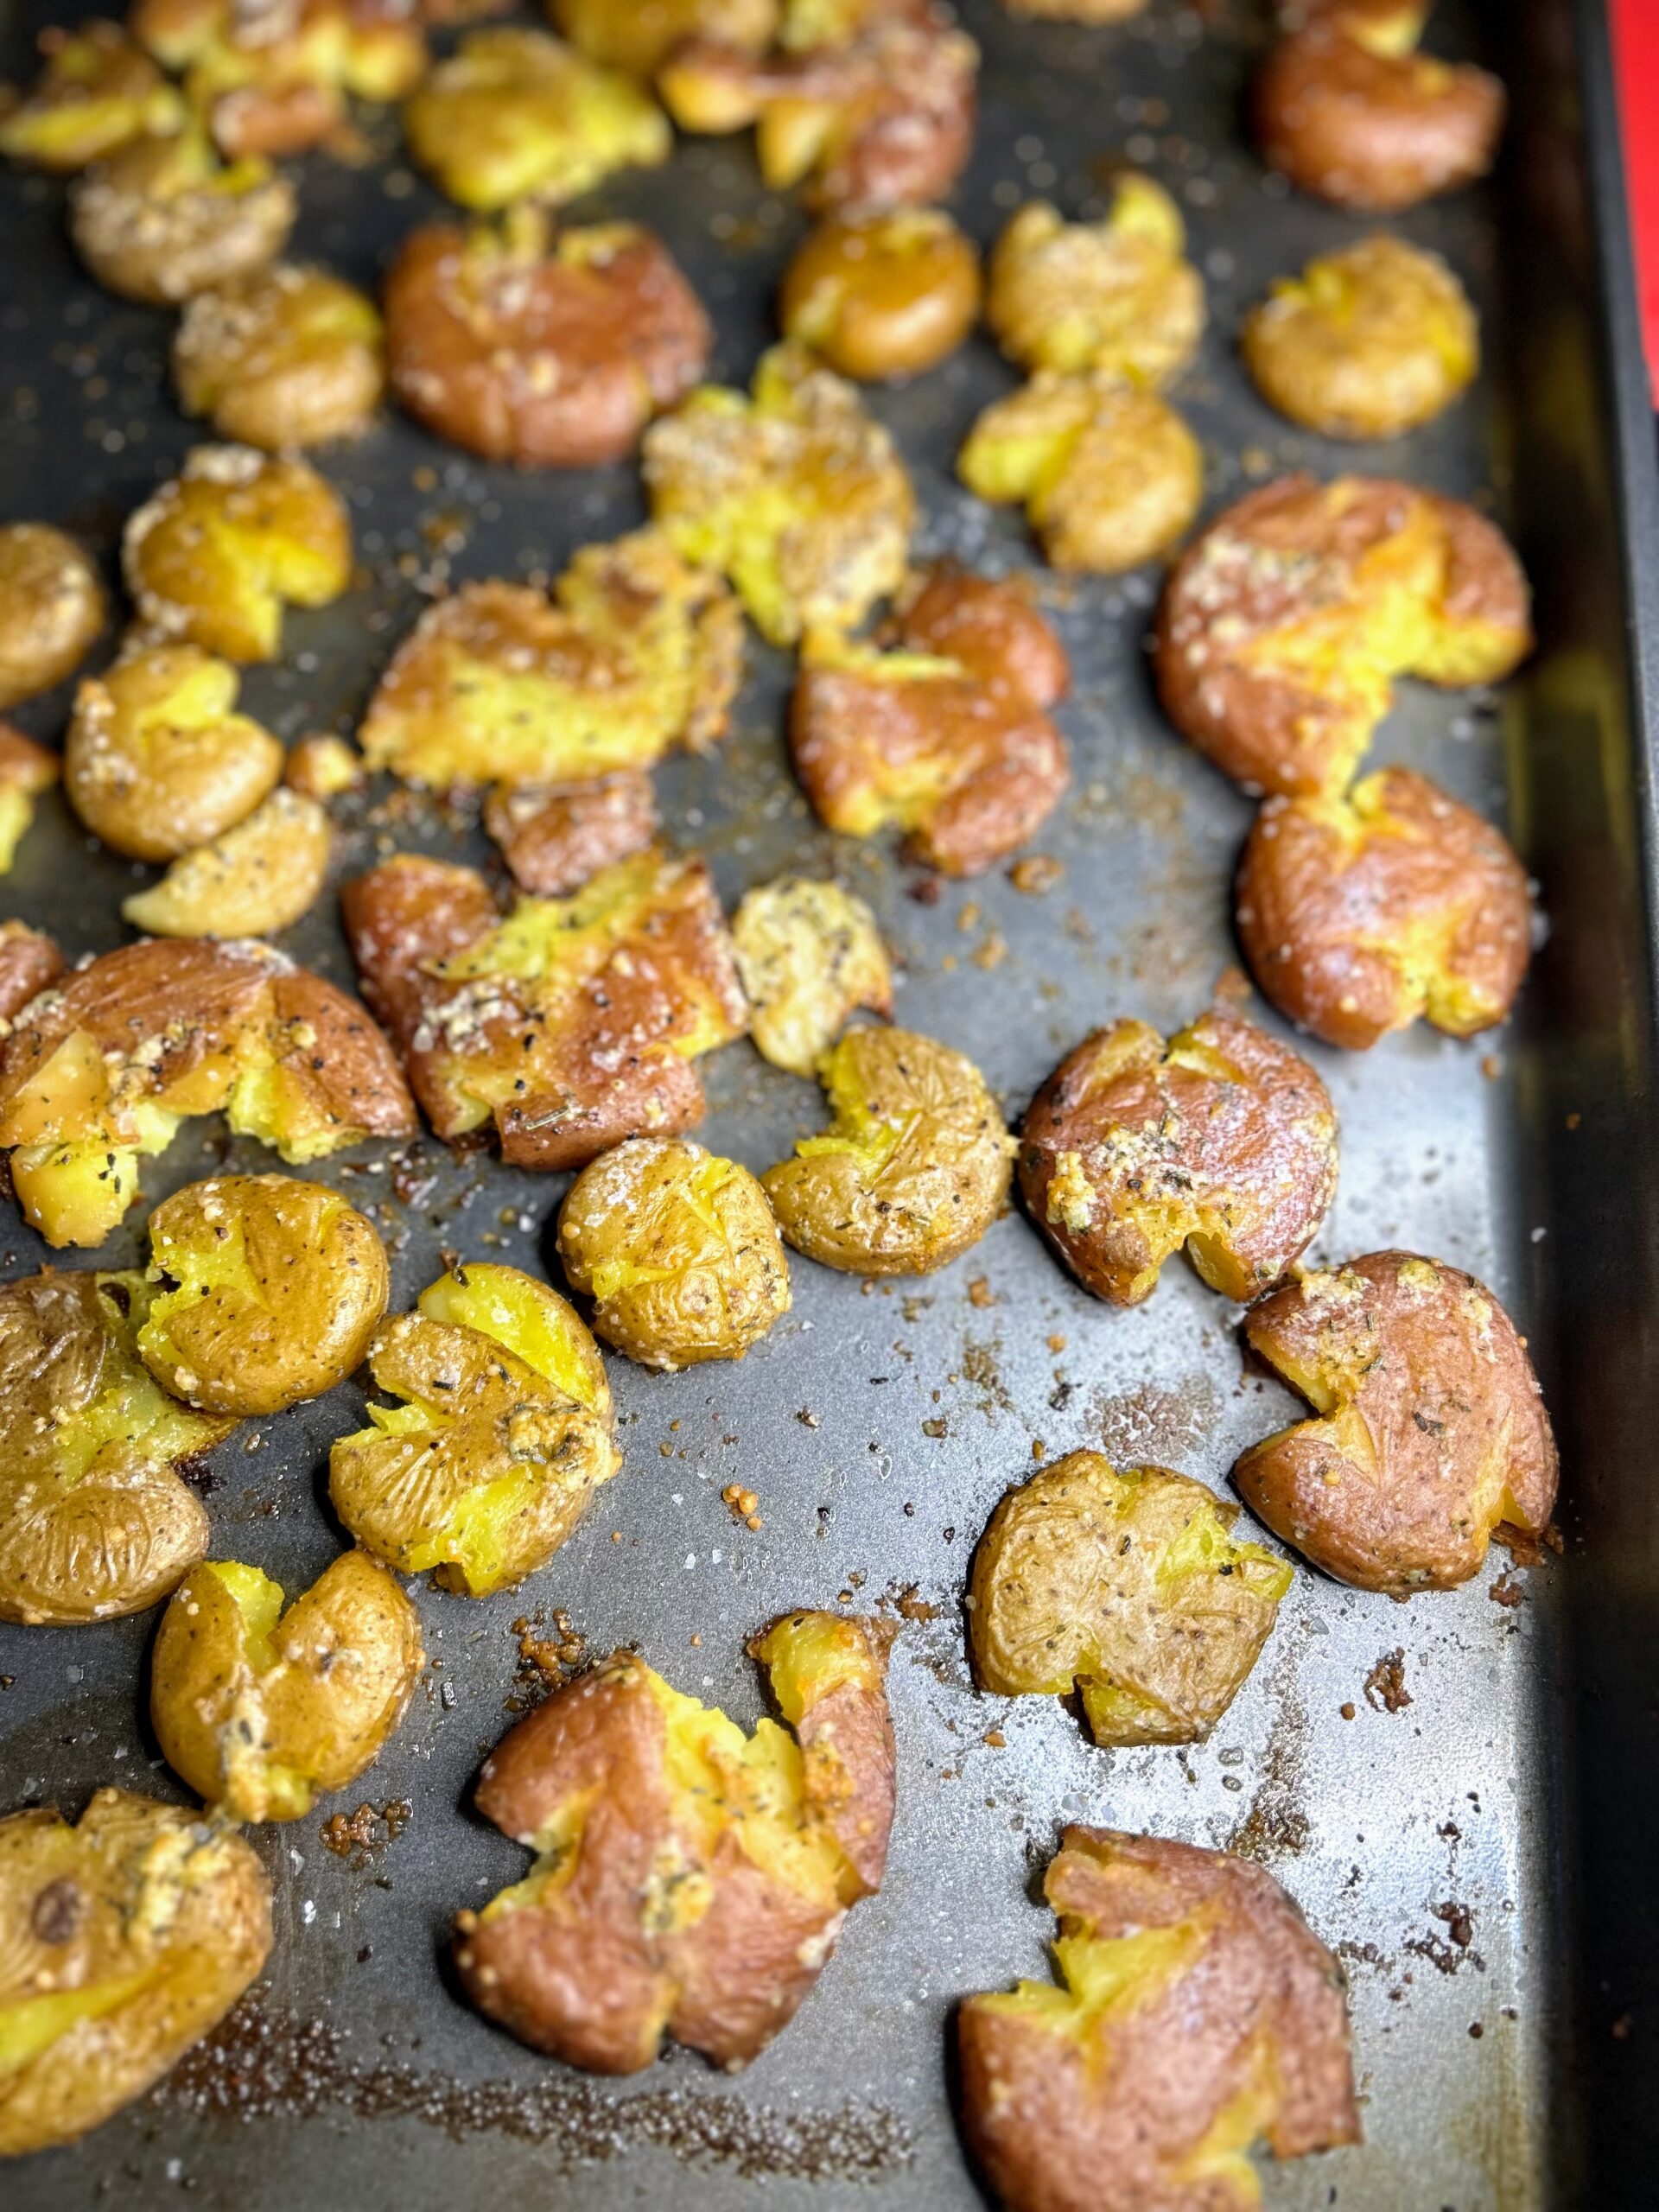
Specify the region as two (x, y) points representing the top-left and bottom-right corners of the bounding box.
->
(0, 731), (60, 879)
(1019, 1005), (1338, 1306)
(121, 787), (333, 939)
(173, 263), (385, 449)
(69, 127), (296, 306)
(0, 21), (183, 171)
(969, 1452), (1292, 1745)
(552, 0), (778, 73)
(731, 876), (891, 1076)
(453, 1609), (895, 2072)
(779, 207), (981, 382)
(1235, 1250), (1558, 1594)
(0, 524), (106, 711)
(484, 772), (658, 897)
(958, 1826), (1360, 2212)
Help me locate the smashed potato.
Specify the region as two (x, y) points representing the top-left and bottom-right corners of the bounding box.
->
(0, 524), (105, 712)
(341, 848), (747, 1170)
(453, 1610), (895, 2072)
(959, 374), (1203, 573)
(330, 1262), (619, 1595)
(69, 128), (296, 306)
(958, 1827), (1360, 2212)
(986, 175), (1204, 385)
(151, 1552), (423, 1822)
(791, 568), (1070, 876)
(0, 731), (60, 879)
(1243, 235), (1478, 439)
(136, 1173), (388, 1414)
(552, 0), (777, 73)
(969, 1452), (1291, 1745)
(1154, 475), (1532, 798)
(123, 446), (353, 664)
(1019, 1004), (1338, 1306)
(0, 21), (183, 171)
(557, 1137), (791, 1370)
(645, 342), (914, 646)
(732, 876), (891, 1076)
(0, 1790), (270, 2157)
(1237, 767), (1533, 1048)
(0, 923), (66, 1027)
(0, 1270), (233, 1626)
(173, 263), (385, 449)
(122, 788), (333, 939)
(763, 1026), (1014, 1275)
(0, 937), (415, 1249)
(779, 208), (981, 382)
(1236, 1250), (1558, 1594)
(484, 772), (658, 897)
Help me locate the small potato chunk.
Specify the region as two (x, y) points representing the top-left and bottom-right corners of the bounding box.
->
(123, 446), (353, 664)
(484, 771), (658, 895)
(554, 0), (777, 73)
(1243, 235), (1478, 439)
(136, 1173), (388, 1414)
(69, 127), (296, 306)
(959, 374), (1203, 573)
(285, 731), (364, 799)
(985, 176), (1204, 385)
(645, 342), (914, 646)
(0, 524), (105, 711)
(0, 22), (183, 172)
(122, 788), (332, 938)
(970, 1452), (1290, 1744)
(452, 1610), (895, 2072)
(958, 1826), (1360, 2212)
(0, 1270), (234, 1626)
(1154, 475), (1531, 798)
(66, 643), (283, 862)
(0, 1790), (270, 2157)
(1236, 1249), (1558, 1594)
(763, 1025), (1013, 1275)
(779, 208), (981, 382)
(558, 1137), (791, 1370)
(151, 1553), (423, 1822)
(330, 1262), (619, 1595)
(732, 876), (891, 1075)
(791, 568), (1070, 877)
(1237, 768), (1533, 1048)
(1019, 1004), (1338, 1306)
(173, 263), (385, 449)
(0, 730), (60, 877)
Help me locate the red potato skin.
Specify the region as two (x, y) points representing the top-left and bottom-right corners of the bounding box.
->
(483, 771), (659, 895)
(0, 924), (65, 1027)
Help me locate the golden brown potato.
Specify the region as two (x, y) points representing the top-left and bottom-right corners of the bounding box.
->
(1243, 234), (1478, 439)
(136, 1173), (388, 1414)
(1018, 1004), (1338, 1306)
(0, 730), (60, 879)
(69, 127), (296, 306)
(959, 374), (1203, 573)
(731, 876), (891, 1076)
(1153, 476), (1532, 798)
(0, 1270), (234, 1626)
(1236, 1250), (1558, 1594)
(0, 524), (105, 711)
(1236, 767), (1533, 1049)
(0, 937), (415, 1249)
(791, 568), (1071, 876)
(173, 263), (385, 449)
(552, 0), (777, 71)
(484, 771), (658, 896)
(341, 848), (748, 1172)
(645, 342), (914, 646)
(123, 446), (353, 664)
(1001, 0), (1147, 16)
(969, 1452), (1292, 1745)
(779, 208), (981, 382)
(958, 1827), (1360, 2212)
(763, 1026), (1013, 1275)
(557, 1137), (791, 1369)
(122, 787), (333, 938)
(0, 922), (66, 1027)
(985, 175), (1204, 385)
(330, 1262), (619, 1595)
(0, 1789), (270, 2157)
(0, 21), (184, 171)
(285, 731), (364, 800)
(151, 1552), (423, 1822)
(453, 1609), (895, 2073)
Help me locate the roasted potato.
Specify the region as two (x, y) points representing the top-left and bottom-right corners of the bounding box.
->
(1019, 1004), (1338, 1306)
(958, 1826), (1361, 2212)
(0, 21), (183, 171)
(151, 1551), (423, 1822)
(0, 1269), (234, 1626)
(122, 788), (333, 939)
(330, 1262), (619, 1594)
(484, 771), (658, 896)
(779, 208), (981, 382)
(644, 342), (914, 646)
(285, 730), (365, 800)
(731, 876), (891, 1076)
(959, 374), (1203, 573)
(0, 937), (415, 1249)
(452, 1609), (895, 2072)
(763, 1026), (1014, 1275)
(552, 0), (778, 73)
(1001, 0), (1147, 17)
(557, 1137), (791, 1369)
(173, 263), (385, 449)
(341, 848), (747, 1171)
(0, 1789), (270, 2156)
(136, 1173), (389, 1414)
(123, 446), (353, 665)
(985, 175), (1204, 385)
(68, 127), (296, 306)
(1154, 475), (1532, 798)
(1236, 767), (1533, 1048)
(969, 1452), (1291, 1745)
(0, 524), (105, 711)
(1243, 235), (1478, 440)
(0, 923), (66, 1027)
(0, 731), (60, 879)
(1235, 1249), (1558, 1594)
(791, 568), (1071, 876)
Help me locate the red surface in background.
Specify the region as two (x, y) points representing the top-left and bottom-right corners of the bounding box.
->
(1612, 0), (1659, 404)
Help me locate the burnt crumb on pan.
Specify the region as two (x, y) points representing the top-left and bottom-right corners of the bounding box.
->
(320, 1800), (413, 1867)
(1408, 1903), (1483, 1978)
(1490, 1571), (1527, 1609)
(1363, 1648), (1413, 1713)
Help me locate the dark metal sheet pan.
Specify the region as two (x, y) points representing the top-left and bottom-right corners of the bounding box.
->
(2, 0), (1656, 2203)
